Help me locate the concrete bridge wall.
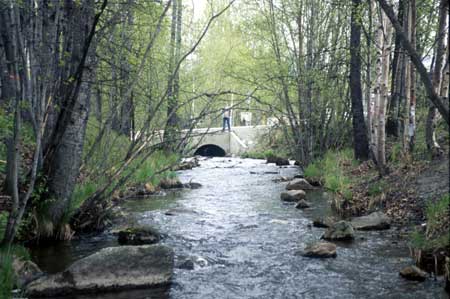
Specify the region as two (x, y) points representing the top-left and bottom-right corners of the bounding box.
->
(187, 125), (270, 156)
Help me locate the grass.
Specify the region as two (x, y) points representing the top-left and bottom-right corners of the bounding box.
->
(241, 149), (275, 160)
(0, 253), (14, 298)
(410, 194), (450, 251)
(0, 244), (30, 298)
(304, 163), (322, 179)
(304, 149), (356, 213)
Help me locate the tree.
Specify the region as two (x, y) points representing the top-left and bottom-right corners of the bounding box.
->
(425, 0), (448, 157)
(1, 0), (107, 244)
(350, 0), (369, 160)
(376, 0), (449, 125)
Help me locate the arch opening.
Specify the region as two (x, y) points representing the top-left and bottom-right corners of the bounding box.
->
(194, 144), (226, 157)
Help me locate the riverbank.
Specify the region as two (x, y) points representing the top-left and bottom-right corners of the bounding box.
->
(302, 149), (449, 288)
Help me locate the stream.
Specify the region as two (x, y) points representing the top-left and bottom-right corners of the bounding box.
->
(30, 157), (446, 298)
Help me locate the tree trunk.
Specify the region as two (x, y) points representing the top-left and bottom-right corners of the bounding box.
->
(407, 0), (416, 152)
(43, 0), (99, 238)
(386, 0), (404, 138)
(425, 0), (448, 157)
(373, 1), (393, 174)
(164, 0), (182, 150)
(350, 0), (369, 160)
(376, 0), (449, 125)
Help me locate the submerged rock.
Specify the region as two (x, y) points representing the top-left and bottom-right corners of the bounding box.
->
(286, 178), (315, 191)
(298, 242), (337, 258)
(399, 265), (427, 281)
(26, 245), (174, 297)
(183, 182), (202, 189)
(351, 211), (391, 230)
(177, 258), (195, 270)
(117, 226), (161, 245)
(164, 208), (198, 216)
(322, 221), (355, 241)
(295, 199), (310, 209)
(12, 258), (43, 287)
(280, 190), (306, 202)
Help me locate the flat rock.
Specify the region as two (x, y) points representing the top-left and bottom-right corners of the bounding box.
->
(286, 178), (315, 191)
(351, 211), (391, 230)
(295, 199), (310, 209)
(298, 242), (337, 258)
(26, 245), (174, 297)
(280, 190), (306, 202)
(399, 265), (427, 281)
(322, 220), (355, 241)
(117, 227), (161, 245)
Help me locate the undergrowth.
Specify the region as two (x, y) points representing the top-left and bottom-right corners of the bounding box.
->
(304, 149), (356, 215)
(410, 195), (450, 251)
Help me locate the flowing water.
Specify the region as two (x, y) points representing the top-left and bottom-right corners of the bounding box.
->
(31, 158), (447, 299)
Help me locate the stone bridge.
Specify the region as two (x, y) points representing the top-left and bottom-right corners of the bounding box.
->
(142, 125), (271, 157)
(187, 125), (271, 156)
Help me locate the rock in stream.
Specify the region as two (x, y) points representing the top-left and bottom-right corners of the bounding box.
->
(26, 245), (174, 297)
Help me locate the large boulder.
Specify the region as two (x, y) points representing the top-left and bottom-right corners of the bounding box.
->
(399, 266), (427, 282)
(280, 190), (306, 202)
(297, 242), (337, 258)
(322, 221), (355, 241)
(12, 257), (43, 287)
(286, 178), (315, 191)
(26, 245), (174, 297)
(351, 211), (391, 230)
(117, 227), (161, 245)
(295, 199), (310, 209)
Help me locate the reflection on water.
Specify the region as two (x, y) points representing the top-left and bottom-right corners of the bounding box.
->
(30, 158), (447, 299)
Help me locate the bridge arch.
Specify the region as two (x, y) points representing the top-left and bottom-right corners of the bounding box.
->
(194, 144), (226, 157)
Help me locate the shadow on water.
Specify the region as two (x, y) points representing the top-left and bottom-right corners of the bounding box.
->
(29, 158), (447, 299)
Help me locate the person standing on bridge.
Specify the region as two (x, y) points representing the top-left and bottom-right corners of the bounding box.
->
(222, 106), (231, 132)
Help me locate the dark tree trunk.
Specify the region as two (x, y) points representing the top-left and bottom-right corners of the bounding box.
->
(350, 0), (369, 160)
(386, 0), (404, 138)
(43, 0), (99, 237)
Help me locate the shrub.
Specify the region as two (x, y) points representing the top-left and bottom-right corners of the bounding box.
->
(304, 163), (321, 179)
